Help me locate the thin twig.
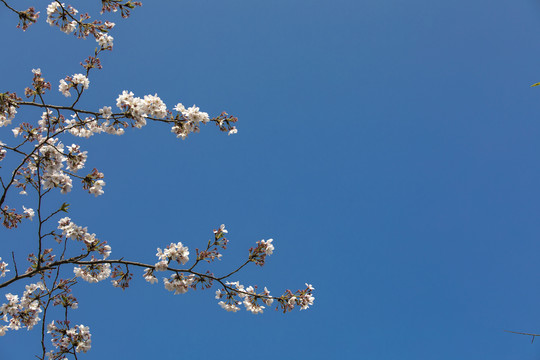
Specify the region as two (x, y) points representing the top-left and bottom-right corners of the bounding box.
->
(11, 251), (18, 276)
(505, 330), (540, 344)
(0, 0), (19, 15)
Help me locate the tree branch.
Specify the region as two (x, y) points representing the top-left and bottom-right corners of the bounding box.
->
(505, 330), (540, 343)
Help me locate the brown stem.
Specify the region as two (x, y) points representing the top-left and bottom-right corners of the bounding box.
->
(0, 0), (20, 15)
(505, 330), (540, 343)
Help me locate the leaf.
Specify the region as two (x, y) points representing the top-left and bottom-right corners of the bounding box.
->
(531, 82), (540, 87)
(59, 203), (70, 213)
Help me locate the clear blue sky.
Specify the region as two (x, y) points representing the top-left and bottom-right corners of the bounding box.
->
(2, 0), (540, 358)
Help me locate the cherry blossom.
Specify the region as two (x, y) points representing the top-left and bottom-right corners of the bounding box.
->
(74, 263), (111, 283)
(0, 1), (314, 358)
(0, 259), (9, 278)
(156, 242), (190, 265)
(96, 33), (114, 49)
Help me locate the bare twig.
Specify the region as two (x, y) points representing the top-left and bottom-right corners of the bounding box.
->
(11, 251), (18, 276)
(505, 330), (540, 344)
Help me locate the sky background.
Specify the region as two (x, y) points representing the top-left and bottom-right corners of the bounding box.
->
(3, 0), (540, 359)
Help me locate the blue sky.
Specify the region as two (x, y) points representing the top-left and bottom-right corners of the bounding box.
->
(3, 0), (540, 358)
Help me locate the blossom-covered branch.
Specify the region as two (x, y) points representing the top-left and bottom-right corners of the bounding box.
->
(0, 1), (314, 359)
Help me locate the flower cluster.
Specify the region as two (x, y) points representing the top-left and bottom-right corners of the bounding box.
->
(0, 92), (18, 127)
(59, 73), (90, 97)
(248, 238), (274, 266)
(45, 0), (117, 41)
(155, 242), (190, 270)
(216, 282), (273, 314)
(99, 106), (112, 119)
(96, 32), (114, 49)
(194, 224), (229, 263)
(0, 2), (314, 358)
(39, 139), (74, 194)
(111, 266), (133, 289)
(214, 224), (228, 237)
(142, 268), (158, 284)
(0, 258), (8, 278)
(51, 280), (79, 310)
(24, 68), (51, 100)
(163, 273), (195, 295)
(16, 7), (39, 31)
(47, 321), (92, 355)
(53, 293), (78, 309)
(65, 144), (88, 172)
(22, 206), (34, 220)
(215, 281), (315, 314)
(0, 282), (45, 336)
(58, 217), (93, 244)
(217, 299), (241, 312)
(242, 286), (270, 314)
(171, 103), (210, 139)
(57, 217), (111, 257)
(1, 205), (24, 229)
(46, 2), (78, 34)
(100, 0), (142, 18)
(116, 91), (168, 127)
(64, 114), (114, 138)
(278, 284), (315, 312)
(74, 262), (112, 283)
(26, 135), (107, 196)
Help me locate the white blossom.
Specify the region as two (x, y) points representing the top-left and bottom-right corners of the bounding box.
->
(100, 244), (111, 259)
(260, 238), (274, 255)
(38, 140), (74, 194)
(48, 321), (92, 354)
(0, 100), (16, 127)
(72, 74), (89, 90)
(0, 283), (45, 332)
(143, 268), (158, 284)
(89, 180), (105, 197)
(99, 106), (112, 119)
(46, 2), (61, 25)
(0, 258), (9, 278)
(96, 33), (114, 48)
(299, 293), (315, 310)
(38, 110), (54, 128)
(218, 301), (240, 312)
(59, 79), (70, 97)
(215, 224), (228, 234)
(262, 287), (273, 306)
(215, 289), (223, 299)
(184, 105), (210, 124)
(116, 90), (147, 127)
(156, 242), (189, 265)
(163, 274), (194, 295)
(243, 300), (264, 314)
(299, 284), (315, 310)
(65, 144), (88, 172)
(174, 103), (186, 113)
(62, 20), (77, 34)
(170, 102), (213, 140)
(23, 206), (34, 220)
(154, 260), (168, 272)
(142, 94), (167, 119)
(73, 263), (111, 283)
